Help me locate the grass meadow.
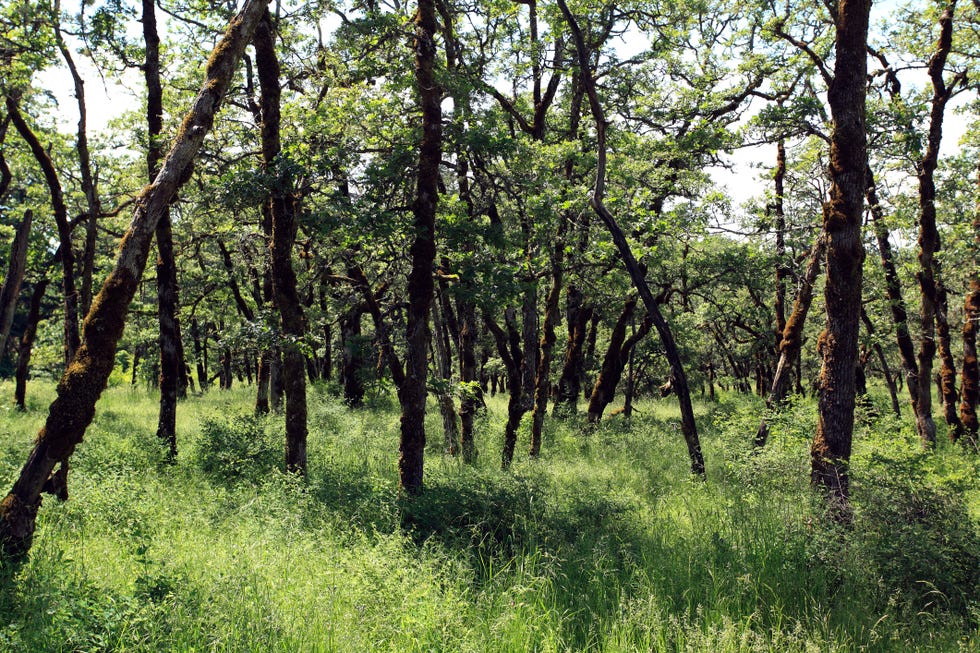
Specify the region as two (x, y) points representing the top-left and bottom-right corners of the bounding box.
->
(0, 380), (978, 652)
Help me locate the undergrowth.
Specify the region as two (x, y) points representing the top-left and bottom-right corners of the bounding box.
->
(0, 381), (977, 651)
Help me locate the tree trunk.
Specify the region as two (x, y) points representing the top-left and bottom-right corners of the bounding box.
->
(755, 231), (825, 447)
(51, 4), (102, 318)
(486, 310), (524, 469)
(529, 251), (563, 457)
(959, 162), (980, 445)
(587, 298), (653, 423)
(860, 309), (901, 417)
(773, 138), (788, 352)
(144, 0), (190, 457)
(458, 296), (480, 462)
(398, 0), (441, 495)
(559, 0), (704, 476)
(14, 279), (48, 411)
(6, 98), (80, 367)
(810, 0), (870, 516)
(432, 291), (460, 456)
(914, 2), (962, 447)
(555, 289), (592, 416)
(0, 0), (269, 563)
(867, 168), (921, 423)
(0, 211), (32, 357)
(191, 317), (208, 392)
(255, 12), (307, 474)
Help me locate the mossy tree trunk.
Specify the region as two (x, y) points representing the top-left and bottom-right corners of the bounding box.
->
(810, 0), (871, 516)
(959, 163), (980, 446)
(755, 231), (825, 447)
(914, 2), (964, 446)
(867, 169), (921, 422)
(0, 0), (270, 563)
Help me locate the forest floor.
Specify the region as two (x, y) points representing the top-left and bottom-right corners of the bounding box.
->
(0, 380), (978, 652)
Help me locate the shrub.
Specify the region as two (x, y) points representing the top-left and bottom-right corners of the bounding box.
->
(195, 413), (279, 481)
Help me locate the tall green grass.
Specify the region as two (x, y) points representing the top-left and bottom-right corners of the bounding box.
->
(0, 381), (977, 651)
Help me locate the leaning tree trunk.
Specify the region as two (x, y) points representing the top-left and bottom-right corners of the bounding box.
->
(0, 211), (32, 356)
(810, 0), (871, 516)
(558, 0), (704, 476)
(755, 231), (826, 447)
(398, 0), (442, 495)
(256, 12), (307, 474)
(0, 0), (270, 563)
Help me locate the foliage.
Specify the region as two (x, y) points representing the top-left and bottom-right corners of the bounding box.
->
(194, 412), (280, 481)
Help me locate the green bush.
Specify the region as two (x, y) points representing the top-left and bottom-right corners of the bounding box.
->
(195, 413), (279, 481)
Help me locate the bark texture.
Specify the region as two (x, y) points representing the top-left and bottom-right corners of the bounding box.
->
(0, 0), (270, 563)
(914, 1), (962, 445)
(959, 162), (980, 444)
(811, 0), (870, 515)
(867, 169), (922, 421)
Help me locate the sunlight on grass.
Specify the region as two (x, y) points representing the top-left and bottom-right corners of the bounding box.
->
(0, 383), (977, 651)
